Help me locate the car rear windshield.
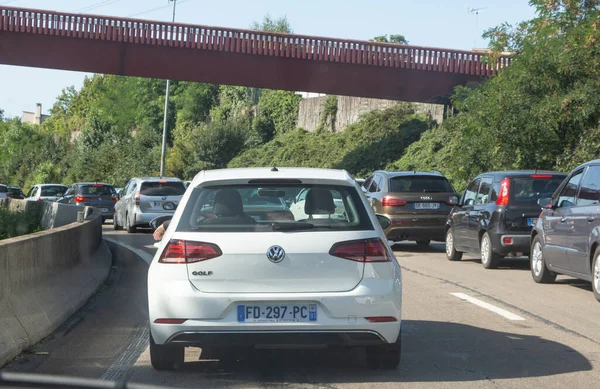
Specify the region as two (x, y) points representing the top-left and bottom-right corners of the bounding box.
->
(79, 185), (115, 196)
(176, 184), (373, 232)
(510, 176), (565, 203)
(140, 181), (186, 196)
(0, 186), (7, 193)
(389, 176), (454, 193)
(41, 186), (67, 196)
(8, 188), (22, 195)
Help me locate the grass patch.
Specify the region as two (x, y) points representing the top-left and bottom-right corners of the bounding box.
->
(0, 207), (42, 240)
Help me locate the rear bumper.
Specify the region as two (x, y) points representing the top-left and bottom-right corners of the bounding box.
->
(148, 279), (402, 346)
(491, 232), (531, 255)
(132, 210), (175, 226)
(165, 330), (388, 347)
(385, 225), (446, 241)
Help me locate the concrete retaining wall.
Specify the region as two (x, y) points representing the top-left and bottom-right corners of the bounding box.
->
(297, 96), (445, 132)
(0, 199), (88, 230)
(0, 202), (110, 366)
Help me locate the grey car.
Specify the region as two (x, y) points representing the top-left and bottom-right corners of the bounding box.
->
(113, 177), (186, 233)
(531, 159), (600, 301)
(58, 183), (118, 223)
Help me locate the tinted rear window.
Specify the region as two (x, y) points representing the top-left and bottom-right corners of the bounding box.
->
(140, 181), (185, 196)
(8, 188), (22, 194)
(389, 176), (454, 193)
(79, 185), (115, 196)
(41, 186), (67, 196)
(177, 184), (372, 232)
(511, 177), (565, 203)
(0, 186), (7, 193)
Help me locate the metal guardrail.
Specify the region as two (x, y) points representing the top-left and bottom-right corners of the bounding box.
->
(0, 6), (511, 75)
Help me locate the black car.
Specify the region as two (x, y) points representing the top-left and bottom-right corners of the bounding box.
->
(58, 183), (118, 223)
(531, 160), (600, 301)
(7, 186), (25, 199)
(445, 171), (567, 268)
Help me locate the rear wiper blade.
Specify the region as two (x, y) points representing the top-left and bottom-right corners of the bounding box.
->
(271, 222), (315, 231)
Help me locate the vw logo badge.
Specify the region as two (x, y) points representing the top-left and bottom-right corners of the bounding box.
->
(266, 245), (285, 263)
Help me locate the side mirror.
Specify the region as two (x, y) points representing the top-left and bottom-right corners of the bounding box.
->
(447, 195), (459, 206)
(538, 197), (553, 209)
(150, 215), (173, 230)
(376, 214), (392, 230)
(464, 198), (475, 206)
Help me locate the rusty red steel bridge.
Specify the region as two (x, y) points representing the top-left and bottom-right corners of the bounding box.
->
(0, 6), (511, 102)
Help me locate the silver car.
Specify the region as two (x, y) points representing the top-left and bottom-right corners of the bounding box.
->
(113, 177), (186, 233)
(26, 184), (69, 202)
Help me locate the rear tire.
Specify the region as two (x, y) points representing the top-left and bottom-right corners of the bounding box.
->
(113, 214), (122, 231)
(150, 333), (184, 371)
(416, 239), (431, 247)
(530, 235), (556, 283)
(126, 213), (137, 233)
(445, 228), (463, 261)
(592, 248), (600, 302)
(480, 232), (502, 269)
(365, 331), (401, 370)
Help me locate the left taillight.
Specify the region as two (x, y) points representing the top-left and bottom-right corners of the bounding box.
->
(329, 238), (391, 263)
(75, 195), (89, 203)
(159, 239), (222, 264)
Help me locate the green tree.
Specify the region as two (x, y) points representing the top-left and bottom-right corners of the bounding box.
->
(370, 34), (409, 44)
(250, 14), (293, 33)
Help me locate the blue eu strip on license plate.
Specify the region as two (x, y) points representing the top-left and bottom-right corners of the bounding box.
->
(527, 218), (537, 226)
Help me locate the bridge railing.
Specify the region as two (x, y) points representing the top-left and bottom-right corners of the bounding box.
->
(0, 7), (511, 75)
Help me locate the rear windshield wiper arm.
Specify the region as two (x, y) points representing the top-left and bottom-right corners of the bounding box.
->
(271, 222), (315, 231)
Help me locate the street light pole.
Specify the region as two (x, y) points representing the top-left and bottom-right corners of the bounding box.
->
(159, 0), (177, 178)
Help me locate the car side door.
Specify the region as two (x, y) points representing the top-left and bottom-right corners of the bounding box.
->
(467, 176), (494, 249)
(568, 165), (600, 276)
(451, 178), (480, 250)
(115, 181), (132, 220)
(543, 169), (584, 271)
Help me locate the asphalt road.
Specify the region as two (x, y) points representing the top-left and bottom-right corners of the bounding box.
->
(4, 224), (600, 388)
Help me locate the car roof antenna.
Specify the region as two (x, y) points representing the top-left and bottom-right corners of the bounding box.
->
(271, 166), (279, 172)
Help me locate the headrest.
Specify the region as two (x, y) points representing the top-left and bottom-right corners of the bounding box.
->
(304, 188), (335, 215)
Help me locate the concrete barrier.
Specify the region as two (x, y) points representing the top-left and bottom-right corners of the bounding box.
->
(0, 203), (111, 366)
(0, 198), (90, 230)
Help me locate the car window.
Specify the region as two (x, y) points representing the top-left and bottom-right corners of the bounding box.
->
(140, 181), (185, 196)
(389, 175), (454, 193)
(40, 186), (67, 197)
(0, 185), (7, 193)
(362, 176), (373, 191)
(577, 165), (600, 206)
(127, 182), (137, 196)
(511, 176), (565, 204)
(64, 186), (74, 196)
(476, 177), (493, 205)
(557, 170), (584, 208)
(463, 179), (481, 206)
(177, 184), (372, 232)
(369, 176), (381, 193)
(296, 189), (308, 202)
(79, 185), (116, 196)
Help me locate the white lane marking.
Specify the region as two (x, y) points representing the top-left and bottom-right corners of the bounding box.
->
(103, 237), (154, 265)
(451, 292), (525, 321)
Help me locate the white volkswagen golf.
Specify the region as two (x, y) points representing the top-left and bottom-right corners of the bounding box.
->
(148, 167), (403, 370)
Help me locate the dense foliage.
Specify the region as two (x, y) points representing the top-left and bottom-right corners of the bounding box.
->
(392, 0), (600, 190)
(0, 206), (42, 240)
(229, 104), (432, 178)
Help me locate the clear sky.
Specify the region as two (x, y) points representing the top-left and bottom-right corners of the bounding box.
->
(0, 0), (537, 118)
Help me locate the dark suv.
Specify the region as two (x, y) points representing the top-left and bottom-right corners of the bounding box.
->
(363, 171), (459, 246)
(445, 171), (567, 268)
(531, 160), (600, 301)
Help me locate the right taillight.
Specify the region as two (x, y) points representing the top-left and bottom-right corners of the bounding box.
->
(329, 238), (391, 263)
(381, 197), (407, 207)
(496, 178), (510, 206)
(159, 240), (222, 264)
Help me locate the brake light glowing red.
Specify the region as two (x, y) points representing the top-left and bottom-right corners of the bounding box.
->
(75, 195), (89, 203)
(158, 180), (167, 184)
(496, 178), (510, 206)
(503, 237), (514, 245)
(329, 238), (391, 263)
(382, 197), (407, 207)
(365, 316), (398, 323)
(92, 183), (103, 187)
(531, 174), (552, 179)
(159, 240), (222, 264)
(134, 191), (140, 206)
(154, 318), (187, 324)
